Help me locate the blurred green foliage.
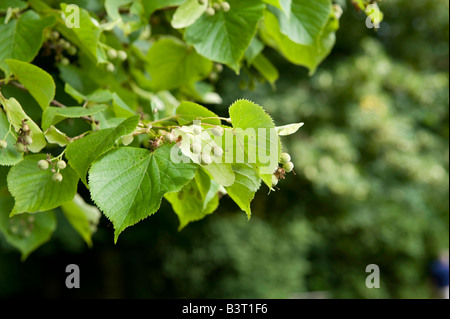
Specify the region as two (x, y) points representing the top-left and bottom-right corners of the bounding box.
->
(0, 0), (448, 298)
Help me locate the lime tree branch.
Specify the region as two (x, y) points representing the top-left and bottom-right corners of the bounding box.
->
(2, 80), (99, 125)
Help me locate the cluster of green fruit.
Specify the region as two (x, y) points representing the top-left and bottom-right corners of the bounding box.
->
(8, 214), (35, 238)
(46, 31), (77, 66)
(170, 124), (225, 166)
(272, 153), (294, 187)
(199, 0), (231, 16)
(37, 156), (67, 182)
(209, 63), (224, 82)
(0, 119), (32, 153)
(105, 48), (128, 73)
(190, 126), (224, 165)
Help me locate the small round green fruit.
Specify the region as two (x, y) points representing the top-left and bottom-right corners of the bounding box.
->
(56, 160), (67, 170)
(38, 160), (50, 170)
(52, 172), (63, 182)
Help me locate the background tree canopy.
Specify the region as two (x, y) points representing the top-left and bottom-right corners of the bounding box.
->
(0, 0), (448, 299)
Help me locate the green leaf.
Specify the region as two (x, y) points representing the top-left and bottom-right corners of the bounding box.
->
(251, 53), (279, 86)
(0, 0), (27, 12)
(64, 83), (86, 104)
(203, 162), (235, 187)
(0, 96), (46, 153)
(262, 0), (286, 11)
(65, 115), (140, 185)
(0, 108), (22, 166)
(42, 104), (107, 130)
(105, 0), (132, 21)
(0, 166), (9, 188)
(261, 10), (338, 75)
(171, 0), (207, 29)
(244, 37), (265, 66)
(141, 0), (187, 16)
(88, 144), (197, 242)
(175, 101), (221, 126)
(59, 3), (101, 61)
(44, 125), (70, 146)
(145, 37), (212, 91)
(229, 99), (280, 186)
(226, 163), (261, 219)
(7, 154), (79, 215)
(0, 189), (56, 261)
(276, 122), (304, 136)
(61, 193), (101, 247)
(268, 0), (332, 45)
(165, 168), (219, 230)
(185, 0), (265, 72)
(112, 93), (135, 118)
(0, 10), (55, 73)
(6, 59), (55, 111)
(183, 81), (223, 105)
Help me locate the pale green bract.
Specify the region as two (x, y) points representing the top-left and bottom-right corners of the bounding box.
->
(0, 96), (46, 153)
(165, 168), (220, 230)
(61, 193), (101, 247)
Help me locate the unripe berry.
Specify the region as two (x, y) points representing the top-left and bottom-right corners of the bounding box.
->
(280, 152), (291, 165)
(10, 225), (18, 234)
(283, 161), (294, 173)
(49, 31), (60, 40)
(214, 63), (223, 73)
(23, 135), (33, 145)
(193, 126), (202, 135)
(190, 143), (202, 154)
(221, 1), (231, 12)
(15, 143), (26, 153)
(213, 3), (221, 10)
(117, 50), (128, 61)
(106, 63), (115, 72)
(22, 122), (30, 132)
(67, 46), (77, 56)
(56, 160), (66, 170)
(201, 153), (212, 165)
(163, 132), (175, 143)
(205, 7), (215, 16)
(107, 48), (118, 59)
(52, 172), (63, 182)
(213, 145), (223, 157)
(61, 57), (70, 66)
(209, 72), (218, 82)
(0, 140), (7, 149)
(272, 174), (279, 186)
(38, 159), (49, 170)
(211, 126), (224, 137)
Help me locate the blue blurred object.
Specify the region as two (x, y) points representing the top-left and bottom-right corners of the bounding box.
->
(430, 252), (449, 299)
(431, 259), (449, 288)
